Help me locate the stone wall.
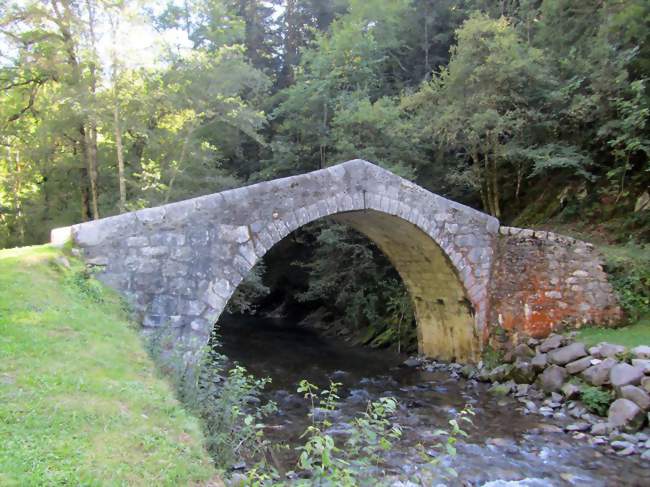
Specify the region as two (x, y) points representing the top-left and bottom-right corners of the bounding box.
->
(489, 226), (623, 341)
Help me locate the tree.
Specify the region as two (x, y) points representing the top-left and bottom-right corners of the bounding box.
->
(404, 13), (559, 217)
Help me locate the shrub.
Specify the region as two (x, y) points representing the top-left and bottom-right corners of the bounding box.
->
(65, 268), (105, 303)
(581, 385), (614, 416)
(194, 350), (277, 471)
(601, 243), (650, 322)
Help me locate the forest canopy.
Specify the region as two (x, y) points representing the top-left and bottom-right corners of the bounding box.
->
(1, 0), (648, 248)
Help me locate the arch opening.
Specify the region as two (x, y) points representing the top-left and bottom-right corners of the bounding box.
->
(214, 209), (479, 363)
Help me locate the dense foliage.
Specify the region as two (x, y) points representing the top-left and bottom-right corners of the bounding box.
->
(2, 0), (649, 329)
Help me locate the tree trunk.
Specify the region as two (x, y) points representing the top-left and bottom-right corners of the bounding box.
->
(85, 0), (100, 220)
(109, 10), (126, 213)
(84, 123), (100, 220)
(78, 125), (92, 221)
(483, 152), (495, 216)
(114, 103), (126, 213)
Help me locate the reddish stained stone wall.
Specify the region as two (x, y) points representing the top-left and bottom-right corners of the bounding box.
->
(489, 226), (623, 342)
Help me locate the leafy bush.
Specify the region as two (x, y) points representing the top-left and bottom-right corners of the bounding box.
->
(602, 243), (650, 322)
(581, 385), (614, 416)
(418, 405), (475, 480)
(194, 350), (277, 471)
(290, 380), (402, 484)
(65, 268), (105, 303)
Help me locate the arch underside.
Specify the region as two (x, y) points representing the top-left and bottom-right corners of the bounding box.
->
(333, 210), (478, 362)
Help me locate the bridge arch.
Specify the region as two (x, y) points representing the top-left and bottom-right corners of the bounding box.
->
(66, 160), (500, 364)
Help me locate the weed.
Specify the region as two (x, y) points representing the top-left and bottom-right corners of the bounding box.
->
(581, 385), (614, 416)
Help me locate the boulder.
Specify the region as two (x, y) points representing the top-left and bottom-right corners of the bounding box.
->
(511, 361), (536, 384)
(561, 382), (581, 399)
(608, 399), (646, 432)
(488, 364), (513, 382)
(631, 359), (650, 374)
(632, 345), (650, 359)
(512, 343), (535, 360)
(610, 363), (645, 388)
(619, 385), (650, 411)
(531, 353), (548, 372)
(589, 342), (626, 359)
(581, 358), (617, 386)
(565, 356), (593, 375)
(539, 334), (564, 353)
(642, 376), (650, 393)
(538, 365), (568, 393)
(548, 343), (587, 365)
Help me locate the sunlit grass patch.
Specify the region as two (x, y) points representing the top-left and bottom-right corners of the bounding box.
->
(0, 245), (217, 486)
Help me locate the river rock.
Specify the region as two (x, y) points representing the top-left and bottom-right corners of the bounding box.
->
(548, 342), (587, 365)
(611, 440), (635, 451)
(591, 422), (615, 435)
(488, 364), (513, 382)
(632, 345), (650, 359)
(539, 334), (564, 353)
(581, 358), (617, 386)
(514, 383), (530, 397)
(642, 377), (650, 393)
(565, 422), (590, 432)
(565, 356), (593, 374)
(608, 398), (646, 432)
(531, 353), (548, 372)
(488, 381), (512, 396)
(631, 359), (650, 374)
(511, 361), (536, 384)
(619, 385), (650, 410)
(610, 363), (645, 388)
(590, 342), (626, 359)
(512, 343), (535, 360)
(561, 382), (581, 399)
(538, 365), (568, 393)
(403, 357), (421, 367)
(641, 450), (650, 461)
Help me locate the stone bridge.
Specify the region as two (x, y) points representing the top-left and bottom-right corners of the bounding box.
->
(51, 159), (622, 365)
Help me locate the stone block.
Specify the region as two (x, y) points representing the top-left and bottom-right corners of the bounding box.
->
(565, 356), (593, 374)
(619, 385), (650, 411)
(582, 358), (617, 386)
(548, 342), (587, 365)
(610, 363), (645, 388)
(538, 365), (568, 393)
(608, 399), (646, 432)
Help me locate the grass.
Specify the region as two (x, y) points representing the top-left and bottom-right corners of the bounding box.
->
(0, 245), (219, 486)
(574, 315), (650, 348)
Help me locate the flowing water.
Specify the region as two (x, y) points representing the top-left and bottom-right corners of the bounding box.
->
(218, 316), (649, 486)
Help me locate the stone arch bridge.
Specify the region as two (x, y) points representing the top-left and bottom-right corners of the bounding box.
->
(52, 159), (622, 364)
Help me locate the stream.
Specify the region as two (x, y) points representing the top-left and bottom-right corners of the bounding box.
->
(218, 316), (649, 486)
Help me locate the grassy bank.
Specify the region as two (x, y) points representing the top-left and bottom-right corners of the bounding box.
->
(574, 316), (650, 348)
(0, 246), (218, 486)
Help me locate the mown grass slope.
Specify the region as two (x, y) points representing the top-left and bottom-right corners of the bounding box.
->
(0, 245), (218, 486)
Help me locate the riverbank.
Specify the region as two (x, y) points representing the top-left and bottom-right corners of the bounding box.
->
(0, 245), (218, 485)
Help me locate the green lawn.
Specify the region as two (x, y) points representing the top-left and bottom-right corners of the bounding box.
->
(0, 246), (218, 486)
(574, 316), (650, 348)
